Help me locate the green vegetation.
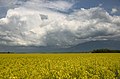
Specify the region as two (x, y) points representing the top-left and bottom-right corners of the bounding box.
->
(0, 52), (15, 54)
(0, 54), (120, 79)
(91, 49), (120, 53)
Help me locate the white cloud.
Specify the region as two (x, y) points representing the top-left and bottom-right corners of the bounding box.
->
(23, 0), (73, 12)
(111, 8), (118, 14)
(0, 0), (120, 47)
(47, 1), (73, 11)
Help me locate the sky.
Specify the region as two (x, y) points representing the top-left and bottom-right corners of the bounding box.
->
(0, 0), (120, 51)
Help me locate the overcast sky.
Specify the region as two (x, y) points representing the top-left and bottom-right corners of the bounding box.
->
(0, 0), (120, 47)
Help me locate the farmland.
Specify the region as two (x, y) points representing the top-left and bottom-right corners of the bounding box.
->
(0, 53), (120, 79)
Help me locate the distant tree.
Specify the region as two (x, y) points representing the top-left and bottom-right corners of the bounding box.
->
(8, 52), (10, 54)
(91, 49), (120, 53)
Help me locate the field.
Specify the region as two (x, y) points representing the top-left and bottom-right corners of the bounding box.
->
(0, 53), (120, 79)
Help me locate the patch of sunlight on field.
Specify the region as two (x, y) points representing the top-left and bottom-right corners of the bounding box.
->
(0, 53), (120, 79)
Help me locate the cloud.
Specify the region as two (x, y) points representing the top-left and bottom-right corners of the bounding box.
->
(0, 0), (17, 6)
(111, 8), (118, 14)
(23, 0), (73, 13)
(0, 0), (120, 47)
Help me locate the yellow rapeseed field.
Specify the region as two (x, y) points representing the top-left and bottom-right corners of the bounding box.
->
(0, 53), (120, 79)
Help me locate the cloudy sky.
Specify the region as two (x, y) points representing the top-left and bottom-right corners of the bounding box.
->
(0, 0), (120, 49)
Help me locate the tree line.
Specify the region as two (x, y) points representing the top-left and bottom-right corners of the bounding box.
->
(0, 52), (14, 54)
(91, 49), (120, 53)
